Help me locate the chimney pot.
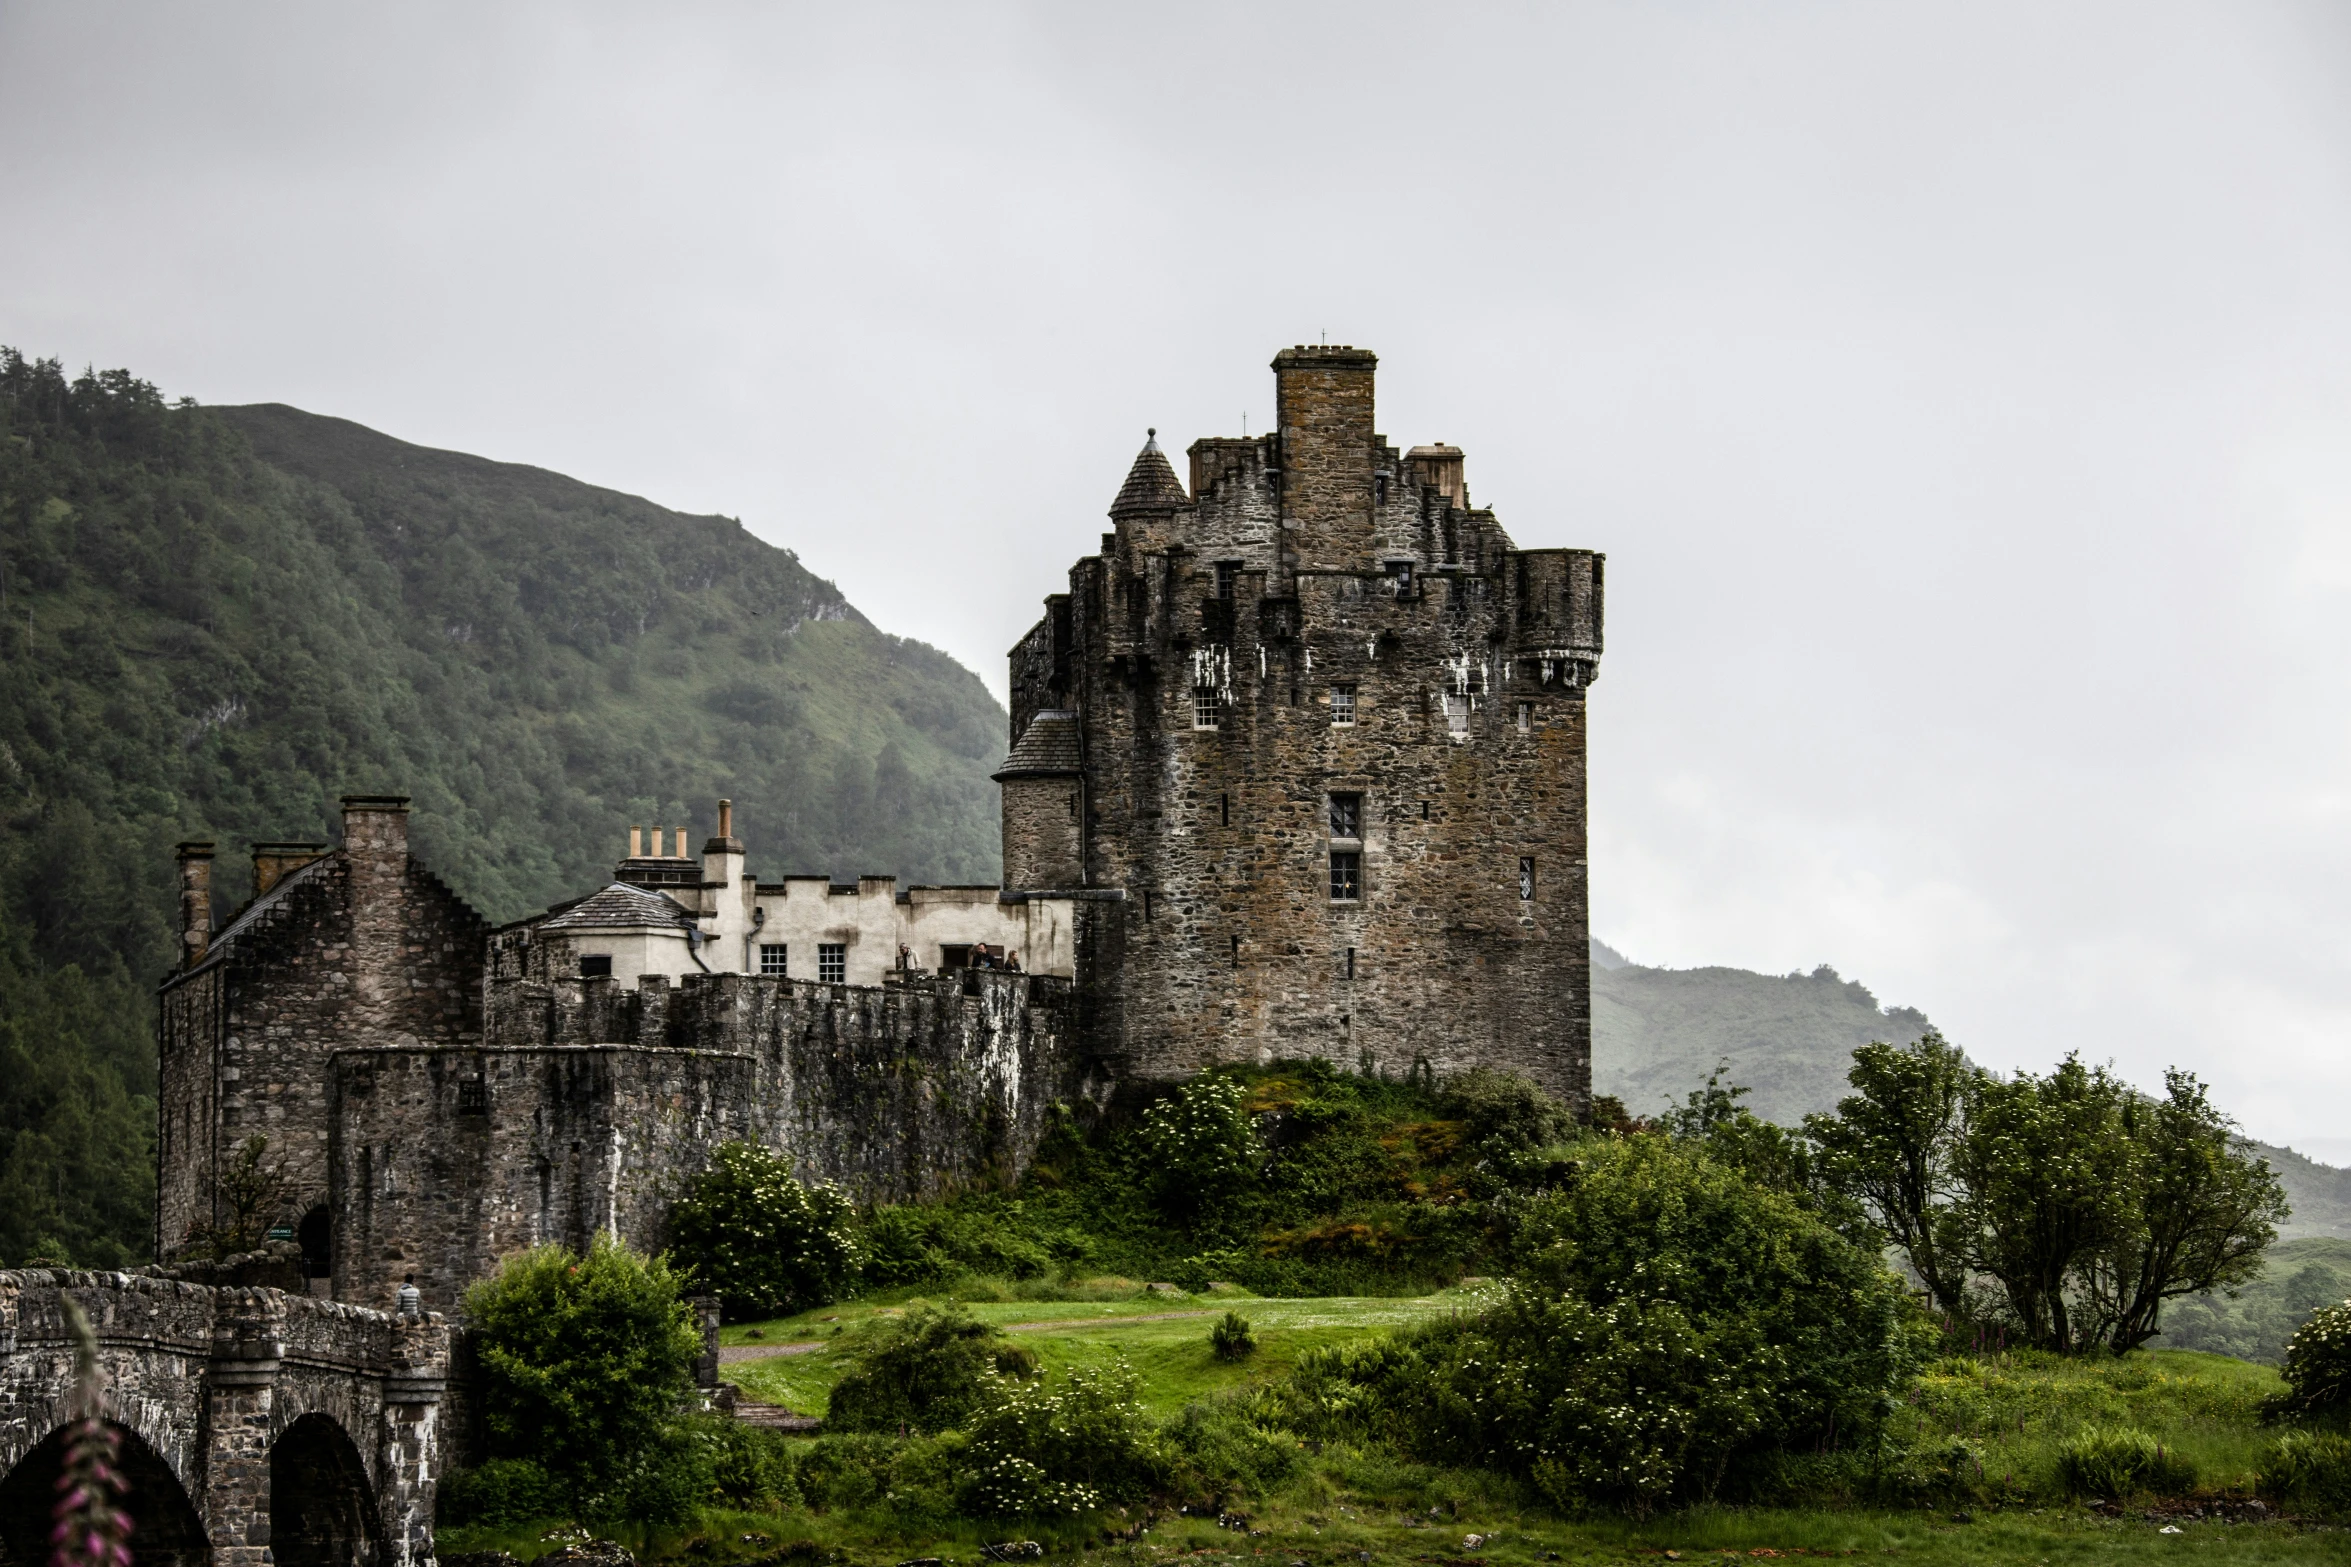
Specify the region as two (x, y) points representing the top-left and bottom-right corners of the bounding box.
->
(675, 827), (688, 859)
(718, 799), (733, 839)
(630, 826), (643, 859)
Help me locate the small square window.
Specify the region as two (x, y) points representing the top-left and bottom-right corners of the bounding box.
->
(1193, 687), (1227, 730)
(818, 943), (847, 984)
(1329, 685), (1357, 726)
(580, 954), (612, 979)
(1328, 792), (1361, 840)
(1330, 850), (1362, 901)
(1388, 560), (1415, 598)
(1444, 693), (1470, 740)
(1215, 561), (1239, 599)
(457, 1079), (487, 1116)
(759, 943), (787, 977)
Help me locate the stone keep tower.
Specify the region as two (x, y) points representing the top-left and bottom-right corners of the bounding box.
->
(1000, 346), (1604, 1110)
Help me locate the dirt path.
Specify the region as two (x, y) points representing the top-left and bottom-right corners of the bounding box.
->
(717, 1307), (1220, 1364)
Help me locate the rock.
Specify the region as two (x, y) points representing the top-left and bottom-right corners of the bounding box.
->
(1462, 1535), (1490, 1551)
(981, 1545), (1044, 1563)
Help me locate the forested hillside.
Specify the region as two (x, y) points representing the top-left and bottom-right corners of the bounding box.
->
(0, 350), (1007, 1268)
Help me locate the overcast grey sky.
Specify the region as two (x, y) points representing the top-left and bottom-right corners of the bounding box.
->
(6, 1), (2349, 1151)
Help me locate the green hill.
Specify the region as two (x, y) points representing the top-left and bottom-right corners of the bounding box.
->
(1590, 939), (2351, 1242)
(2151, 1235), (2351, 1362)
(0, 351), (1007, 1267)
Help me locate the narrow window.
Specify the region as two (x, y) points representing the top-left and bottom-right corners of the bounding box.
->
(1220, 792), (1230, 827)
(457, 1079), (487, 1116)
(1142, 888), (1153, 922)
(1419, 800), (1430, 821)
(1519, 857), (1536, 902)
(818, 942), (846, 984)
(1215, 560), (1239, 600)
(1344, 946), (1356, 981)
(1516, 701), (1532, 733)
(1328, 792), (1362, 840)
(580, 954), (612, 979)
(1229, 933), (1241, 967)
(759, 943), (788, 976)
(1193, 686), (1227, 730)
(1444, 693), (1470, 740)
(1067, 791), (1077, 817)
(1388, 560), (1414, 598)
(1330, 851), (1362, 901)
(1329, 684), (1357, 726)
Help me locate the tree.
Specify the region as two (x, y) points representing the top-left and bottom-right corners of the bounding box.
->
(667, 1142), (861, 1320)
(463, 1235), (701, 1510)
(825, 1303), (1034, 1434)
(1805, 1033), (1977, 1315)
(1951, 1056), (2142, 1354)
(189, 1134), (290, 1259)
(2083, 1070), (2286, 1354)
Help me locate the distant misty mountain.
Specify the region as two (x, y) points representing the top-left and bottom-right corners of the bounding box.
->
(1588, 938), (2351, 1241)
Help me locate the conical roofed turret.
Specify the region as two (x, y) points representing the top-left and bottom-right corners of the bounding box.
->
(1108, 429), (1190, 518)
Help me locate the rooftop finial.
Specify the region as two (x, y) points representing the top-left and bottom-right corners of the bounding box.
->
(1144, 427), (1159, 453)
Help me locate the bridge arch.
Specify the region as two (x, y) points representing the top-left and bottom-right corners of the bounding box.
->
(270, 1413), (383, 1567)
(0, 1419), (209, 1567)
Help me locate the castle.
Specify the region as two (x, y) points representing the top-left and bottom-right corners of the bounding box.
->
(155, 346), (1604, 1312)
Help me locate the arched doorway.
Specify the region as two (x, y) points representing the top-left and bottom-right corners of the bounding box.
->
(269, 1413), (382, 1567)
(0, 1421), (209, 1567)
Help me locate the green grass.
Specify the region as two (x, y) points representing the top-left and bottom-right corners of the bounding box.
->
(1891, 1349), (2284, 1501)
(721, 1280), (1489, 1419)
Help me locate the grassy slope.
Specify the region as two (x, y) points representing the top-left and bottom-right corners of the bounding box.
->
(453, 1306), (2343, 1567)
(721, 1286), (1484, 1420)
(2155, 1237), (2351, 1362)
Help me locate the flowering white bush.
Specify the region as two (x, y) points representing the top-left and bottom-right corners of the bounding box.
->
(958, 1360), (1163, 1516)
(2281, 1297), (2351, 1416)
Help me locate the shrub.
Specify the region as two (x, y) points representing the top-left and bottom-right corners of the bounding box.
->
(1210, 1310), (1256, 1362)
(2281, 1298), (2351, 1417)
(826, 1305), (1035, 1434)
(1161, 1400), (1297, 1504)
(462, 1235), (701, 1511)
(667, 1142), (862, 1319)
(1140, 1075), (1262, 1222)
(960, 1361), (1166, 1516)
(708, 1419), (802, 1511)
(437, 1457), (565, 1526)
(1437, 1067), (1568, 1157)
(2258, 1430), (2351, 1510)
(2056, 1426), (2198, 1498)
(861, 1202), (1057, 1288)
(1260, 1134), (1919, 1515)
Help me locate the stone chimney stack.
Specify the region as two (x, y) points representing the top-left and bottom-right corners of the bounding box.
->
(176, 842), (215, 969)
(340, 795), (410, 1019)
(1273, 345), (1378, 573)
(700, 798), (751, 969)
(1405, 444), (1466, 509)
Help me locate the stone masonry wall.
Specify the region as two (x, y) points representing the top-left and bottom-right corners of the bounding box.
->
(1010, 348), (1602, 1110)
(353, 967), (1088, 1311)
(156, 804), (488, 1261)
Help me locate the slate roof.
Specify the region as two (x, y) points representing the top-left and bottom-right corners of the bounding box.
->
(1108, 432), (1190, 517)
(994, 710), (1083, 780)
(539, 882), (697, 931)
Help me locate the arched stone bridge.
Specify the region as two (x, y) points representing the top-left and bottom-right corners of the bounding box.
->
(0, 1271), (446, 1567)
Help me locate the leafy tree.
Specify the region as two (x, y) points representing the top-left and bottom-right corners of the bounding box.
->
(2085, 1070), (2286, 1353)
(667, 1142), (861, 1319)
(462, 1236), (701, 1511)
(1805, 1032), (1977, 1315)
(1951, 1056), (2144, 1354)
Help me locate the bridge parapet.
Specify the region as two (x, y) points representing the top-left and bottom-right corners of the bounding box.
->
(0, 1270), (447, 1567)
